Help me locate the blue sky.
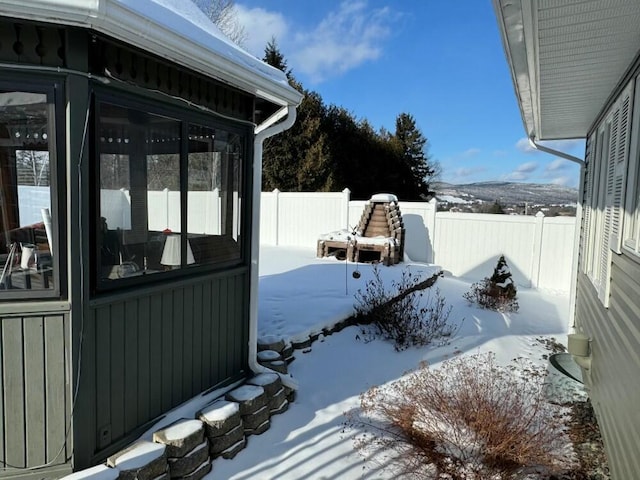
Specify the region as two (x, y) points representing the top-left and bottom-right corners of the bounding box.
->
(233, 0), (584, 187)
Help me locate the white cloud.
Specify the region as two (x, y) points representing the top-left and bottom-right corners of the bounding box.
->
(234, 1), (399, 83)
(503, 161), (538, 181)
(455, 166), (486, 178)
(549, 176), (573, 186)
(290, 1), (398, 83)
(460, 148), (480, 158)
(235, 5), (289, 57)
(516, 137), (535, 153)
(544, 158), (568, 173)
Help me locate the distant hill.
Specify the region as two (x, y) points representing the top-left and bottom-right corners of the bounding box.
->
(432, 181), (578, 205)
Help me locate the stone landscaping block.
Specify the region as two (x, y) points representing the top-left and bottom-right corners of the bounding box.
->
(291, 337), (312, 350)
(150, 470), (170, 480)
(257, 349), (281, 362)
(225, 385), (267, 416)
(257, 335), (285, 353)
(281, 342), (293, 359)
(284, 386), (297, 403)
(242, 405), (270, 432)
(270, 398), (289, 416)
(153, 419), (205, 458)
(60, 464), (120, 480)
(172, 460), (211, 480)
(107, 441), (167, 480)
(197, 400), (241, 438)
(247, 372), (282, 397)
(259, 359), (287, 374)
(220, 437), (246, 460)
(209, 424), (244, 457)
(245, 418), (270, 436)
(167, 440), (208, 478)
(268, 387), (287, 412)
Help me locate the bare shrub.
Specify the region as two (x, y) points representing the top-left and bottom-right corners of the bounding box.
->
(464, 255), (519, 312)
(347, 353), (574, 479)
(354, 265), (460, 351)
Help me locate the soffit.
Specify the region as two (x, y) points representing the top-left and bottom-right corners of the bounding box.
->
(494, 0), (640, 140)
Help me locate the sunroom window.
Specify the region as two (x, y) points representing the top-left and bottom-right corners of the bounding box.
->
(0, 88), (59, 297)
(95, 99), (245, 290)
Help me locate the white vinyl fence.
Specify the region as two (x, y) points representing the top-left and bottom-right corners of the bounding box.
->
(259, 189), (576, 292)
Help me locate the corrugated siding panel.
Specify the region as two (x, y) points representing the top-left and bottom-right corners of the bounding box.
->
(0, 314), (69, 471)
(575, 253), (640, 478)
(83, 271), (248, 463)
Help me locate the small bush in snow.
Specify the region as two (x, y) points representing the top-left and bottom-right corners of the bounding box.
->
(463, 255), (519, 312)
(348, 353), (573, 479)
(354, 265), (459, 351)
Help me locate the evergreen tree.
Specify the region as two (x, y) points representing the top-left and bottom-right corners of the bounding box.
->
(261, 40), (330, 191)
(486, 200), (505, 214)
(463, 255), (519, 312)
(394, 113), (435, 199)
(489, 255), (517, 301)
(263, 36), (292, 79)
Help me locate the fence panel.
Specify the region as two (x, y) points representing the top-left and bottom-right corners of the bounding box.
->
(434, 212), (537, 287)
(537, 217), (576, 291)
(262, 190), (349, 247)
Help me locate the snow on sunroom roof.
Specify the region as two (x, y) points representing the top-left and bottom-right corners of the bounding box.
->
(0, 0), (301, 106)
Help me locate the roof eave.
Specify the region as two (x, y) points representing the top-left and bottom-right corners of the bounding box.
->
(493, 0), (540, 140)
(0, 0), (303, 108)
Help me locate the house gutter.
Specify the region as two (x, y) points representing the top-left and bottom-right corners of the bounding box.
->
(528, 136), (584, 328)
(249, 105), (299, 390)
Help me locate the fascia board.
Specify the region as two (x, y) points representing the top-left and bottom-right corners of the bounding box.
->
(493, 0), (539, 139)
(0, 0), (302, 107)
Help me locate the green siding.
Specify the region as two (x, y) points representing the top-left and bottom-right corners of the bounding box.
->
(0, 313), (70, 474)
(75, 270), (249, 467)
(575, 252), (640, 479)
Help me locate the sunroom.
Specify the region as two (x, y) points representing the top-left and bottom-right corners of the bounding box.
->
(0, 1), (301, 478)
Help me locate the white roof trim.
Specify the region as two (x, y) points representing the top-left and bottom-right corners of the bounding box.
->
(0, 0), (302, 107)
(493, 0), (640, 140)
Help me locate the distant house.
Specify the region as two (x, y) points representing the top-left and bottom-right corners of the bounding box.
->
(0, 1), (301, 478)
(494, 1), (640, 478)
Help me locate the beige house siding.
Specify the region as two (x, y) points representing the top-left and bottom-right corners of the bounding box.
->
(576, 253), (640, 479)
(577, 68), (640, 476)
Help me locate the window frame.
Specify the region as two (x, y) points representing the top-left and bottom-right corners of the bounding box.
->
(90, 89), (251, 294)
(0, 75), (66, 300)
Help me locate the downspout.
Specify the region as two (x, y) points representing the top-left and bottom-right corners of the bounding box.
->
(528, 136), (584, 328)
(248, 105), (298, 390)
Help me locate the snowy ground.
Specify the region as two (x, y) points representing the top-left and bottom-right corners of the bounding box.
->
(206, 246), (584, 480)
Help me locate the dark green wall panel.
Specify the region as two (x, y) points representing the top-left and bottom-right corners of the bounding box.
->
(0, 314), (70, 472)
(77, 270), (249, 467)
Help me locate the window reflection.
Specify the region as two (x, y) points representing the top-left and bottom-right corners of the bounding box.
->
(98, 103), (181, 281)
(0, 91), (55, 293)
(96, 102), (245, 289)
(187, 124), (242, 266)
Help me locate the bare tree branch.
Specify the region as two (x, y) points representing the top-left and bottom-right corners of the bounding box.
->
(195, 0), (247, 47)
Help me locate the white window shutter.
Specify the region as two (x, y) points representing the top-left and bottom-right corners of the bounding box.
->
(581, 135), (594, 275)
(598, 113), (617, 305)
(609, 90), (633, 254)
(598, 84), (634, 306)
